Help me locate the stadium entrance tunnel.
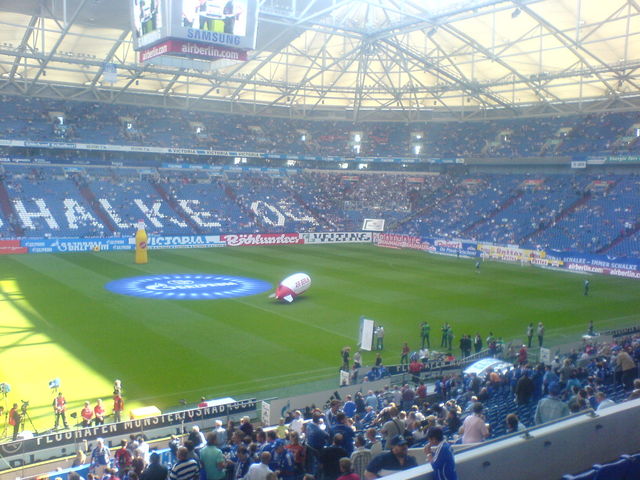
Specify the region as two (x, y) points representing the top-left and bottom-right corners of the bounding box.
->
(104, 274), (272, 299)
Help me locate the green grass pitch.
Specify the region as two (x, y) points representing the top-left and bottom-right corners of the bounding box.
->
(0, 244), (639, 433)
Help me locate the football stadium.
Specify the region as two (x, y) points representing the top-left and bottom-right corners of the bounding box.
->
(0, 0), (640, 479)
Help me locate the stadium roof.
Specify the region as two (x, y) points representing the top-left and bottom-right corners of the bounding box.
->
(0, 0), (639, 121)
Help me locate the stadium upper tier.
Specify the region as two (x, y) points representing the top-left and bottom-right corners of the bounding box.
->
(0, 164), (639, 258)
(1, 95), (640, 158)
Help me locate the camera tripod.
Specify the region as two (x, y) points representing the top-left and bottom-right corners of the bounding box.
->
(20, 403), (39, 436)
(0, 409), (8, 440)
(0, 390), (8, 440)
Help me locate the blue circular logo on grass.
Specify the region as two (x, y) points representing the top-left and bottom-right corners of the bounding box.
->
(105, 274), (272, 300)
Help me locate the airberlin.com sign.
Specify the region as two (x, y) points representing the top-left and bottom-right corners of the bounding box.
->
(139, 39), (247, 62)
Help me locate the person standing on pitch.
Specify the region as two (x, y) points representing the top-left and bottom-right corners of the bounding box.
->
(113, 390), (124, 423)
(446, 326), (454, 352)
(526, 322), (534, 348)
(53, 392), (69, 430)
(400, 343), (410, 365)
(375, 325), (385, 350)
(584, 279), (590, 296)
(353, 350), (362, 368)
(341, 347), (351, 371)
(440, 323), (448, 348)
(537, 322), (545, 348)
(9, 403), (20, 440)
(473, 333), (483, 354)
(420, 322), (430, 349)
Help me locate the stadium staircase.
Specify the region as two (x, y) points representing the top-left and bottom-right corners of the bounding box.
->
(593, 178), (633, 254)
(390, 186), (460, 232)
(151, 181), (202, 234)
(0, 173), (24, 236)
(519, 191), (592, 246)
(291, 191), (339, 230)
(597, 220), (640, 254)
(460, 190), (524, 237)
(72, 174), (117, 234)
(222, 179), (261, 228)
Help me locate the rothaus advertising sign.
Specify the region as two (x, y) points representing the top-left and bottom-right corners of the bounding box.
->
(373, 233), (433, 251)
(221, 233), (303, 247)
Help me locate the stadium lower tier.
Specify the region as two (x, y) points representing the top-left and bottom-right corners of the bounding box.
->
(0, 164), (639, 259)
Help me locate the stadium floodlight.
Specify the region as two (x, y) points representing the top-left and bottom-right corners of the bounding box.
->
(511, 8), (521, 18)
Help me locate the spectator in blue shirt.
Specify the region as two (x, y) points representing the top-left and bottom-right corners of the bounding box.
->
(424, 427), (457, 480)
(331, 413), (355, 456)
(343, 395), (356, 418)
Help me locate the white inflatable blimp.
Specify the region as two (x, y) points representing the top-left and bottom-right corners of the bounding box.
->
(270, 273), (311, 303)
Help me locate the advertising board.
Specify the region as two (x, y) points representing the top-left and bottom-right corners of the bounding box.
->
(373, 233), (432, 251)
(221, 233), (303, 247)
(301, 232), (372, 244)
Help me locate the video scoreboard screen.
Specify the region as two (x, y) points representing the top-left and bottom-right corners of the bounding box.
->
(132, 0), (165, 49)
(132, 0), (259, 54)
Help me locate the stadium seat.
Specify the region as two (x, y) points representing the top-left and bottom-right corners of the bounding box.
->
(561, 469), (597, 480)
(592, 458), (630, 480)
(620, 454), (640, 480)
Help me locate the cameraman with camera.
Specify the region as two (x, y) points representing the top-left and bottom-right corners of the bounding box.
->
(53, 392), (69, 430)
(8, 403), (20, 441)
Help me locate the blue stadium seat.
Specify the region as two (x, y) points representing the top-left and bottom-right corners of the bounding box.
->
(593, 458), (630, 480)
(620, 454), (640, 480)
(561, 469), (597, 480)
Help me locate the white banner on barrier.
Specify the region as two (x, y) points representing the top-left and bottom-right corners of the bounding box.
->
(362, 218), (385, 231)
(261, 401), (271, 426)
(359, 317), (375, 351)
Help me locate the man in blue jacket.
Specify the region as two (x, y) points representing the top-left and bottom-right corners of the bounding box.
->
(424, 427), (457, 480)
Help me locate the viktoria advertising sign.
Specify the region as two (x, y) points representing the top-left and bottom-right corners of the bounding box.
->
(132, 235), (224, 248)
(221, 233), (304, 247)
(105, 274), (272, 300)
(19, 236), (224, 253)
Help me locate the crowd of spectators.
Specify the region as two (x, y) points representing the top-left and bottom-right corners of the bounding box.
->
(0, 164), (639, 258)
(3, 95), (640, 159)
(57, 329), (640, 480)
